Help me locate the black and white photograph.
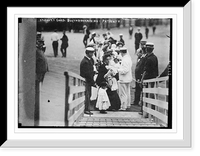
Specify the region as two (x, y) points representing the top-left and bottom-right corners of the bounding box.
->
(4, 2), (194, 149)
(18, 17), (172, 128)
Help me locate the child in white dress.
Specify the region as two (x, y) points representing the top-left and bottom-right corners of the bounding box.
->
(96, 81), (111, 114)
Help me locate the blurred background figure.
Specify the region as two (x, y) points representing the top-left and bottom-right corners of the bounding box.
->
(119, 34), (125, 46)
(134, 27), (143, 53)
(102, 33), (108, 42)
(36, 31), (46, 53)
(51, 29), (59, 57)
(145, 26), (149, 39)
(106, 31), (113, 39)
(152, 24), (156, 35)
(89, 32), (96, 44)
(83, 25), (90, 48)
(36, 37), (49, 83)
(128, 24), (133, 39)
(60, 30), (69, 58)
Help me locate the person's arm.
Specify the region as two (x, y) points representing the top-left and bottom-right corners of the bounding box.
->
(60, 35), (63, 41)
(56, 34), (60, 41)
(139, 71), (146, 88)
(134, 33), (137, 38)
(117, 60), (130, 75)
(140, 71), (146, 83)
(81, 62), (95, 86)
(93, 38), (96, 43)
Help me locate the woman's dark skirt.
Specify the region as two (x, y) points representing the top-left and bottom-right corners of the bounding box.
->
(106, 88), (121, 111)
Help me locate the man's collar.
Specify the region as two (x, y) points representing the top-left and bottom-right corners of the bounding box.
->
(147, 52), (154, 57)
(85, 55), (91, 60)
(142, 54), (147, 57)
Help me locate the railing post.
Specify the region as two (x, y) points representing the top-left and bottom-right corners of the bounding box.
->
(34, 80), (40, 126)
(64, 72), (70, 127)
(142, 82), (148, 118)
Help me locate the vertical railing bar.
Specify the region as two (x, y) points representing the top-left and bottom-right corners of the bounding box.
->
(34, 80), (40, 126)
(64, 71), (70, 127)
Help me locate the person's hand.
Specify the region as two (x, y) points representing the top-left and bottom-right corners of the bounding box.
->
(93, 83), (97, 88)
(139, 80), (143, 88)
(136, 79), (141, 83)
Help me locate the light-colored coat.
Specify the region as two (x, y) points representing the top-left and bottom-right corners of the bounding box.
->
(118, 53), (133, 83)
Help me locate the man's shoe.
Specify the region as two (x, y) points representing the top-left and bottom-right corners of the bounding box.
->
(84, 111), (93, 115)
(119, 108), (126, 111)
(138, 112), (143, 115)
(88, 111), (93, 115)
(100, 110), (107, 114)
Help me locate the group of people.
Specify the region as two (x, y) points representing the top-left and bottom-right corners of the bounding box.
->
(50, 29), (69, 58)
(37, 24), (161, 116)
(128, 25), (157, 53)
(80, 27), (159, 115)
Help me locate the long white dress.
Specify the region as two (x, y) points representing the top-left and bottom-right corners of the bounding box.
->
(96, 88), (111, 110)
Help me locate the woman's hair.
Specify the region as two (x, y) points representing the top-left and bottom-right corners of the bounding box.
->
(102, 53), (111, 62)
(104, 70), (113, 79)
(100, 81), (107, 88)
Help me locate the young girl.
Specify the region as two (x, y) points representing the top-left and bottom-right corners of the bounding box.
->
(96, 81), (111, 114)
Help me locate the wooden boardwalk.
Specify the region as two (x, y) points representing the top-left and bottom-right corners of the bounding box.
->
(73, 111), (160, 127)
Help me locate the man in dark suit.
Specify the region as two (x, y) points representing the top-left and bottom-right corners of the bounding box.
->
(134, 27), (143, 53)
(139, 42), (158, 115)
(133, 41), (147, 106)
(80, 47), (96, 115)
(141, 42), (159, 80)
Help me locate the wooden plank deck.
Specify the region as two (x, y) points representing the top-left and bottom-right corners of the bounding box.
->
(73, 112), (160, 127)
